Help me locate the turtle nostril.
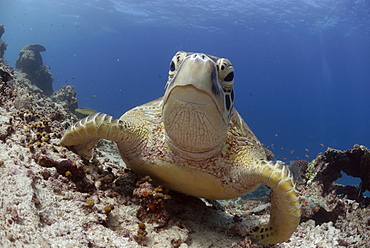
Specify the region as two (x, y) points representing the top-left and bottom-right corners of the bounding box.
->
(201, 54), (205, 59)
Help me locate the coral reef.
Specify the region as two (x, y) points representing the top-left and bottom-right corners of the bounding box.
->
(287, 145), (370, 247)
(324, 145), (370, 193)
(133, 176), (171, 228)
(50, 85), (78, 113)
(295, 145), (370, 206)
(0, 25), (7, 62)
(15, 44), (54, 96)
(0, 60), (369, 247)
(0, 63), (12, 84)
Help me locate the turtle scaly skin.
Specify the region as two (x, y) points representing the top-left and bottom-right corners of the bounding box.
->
(60, 51), (301, 244)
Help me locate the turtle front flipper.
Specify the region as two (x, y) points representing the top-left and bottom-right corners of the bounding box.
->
(60, 113), (146, 160)
(236, 160), (301, 244)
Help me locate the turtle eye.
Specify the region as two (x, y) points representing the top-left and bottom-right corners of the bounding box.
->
(224, 71), (234, 82)
(170, 61), (176, 72)
(217, 58), (234, 88)
(169, 51), (187, 73)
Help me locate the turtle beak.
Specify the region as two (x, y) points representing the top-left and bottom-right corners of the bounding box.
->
(163, 53), (226, 124)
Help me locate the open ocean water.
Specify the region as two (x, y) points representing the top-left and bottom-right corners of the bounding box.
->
(1, 0), (369, 192)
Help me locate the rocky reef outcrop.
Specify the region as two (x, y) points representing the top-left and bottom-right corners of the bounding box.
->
(290, 145), (370, 246)
(15, 44), (54, 96)
(0, 25), (7, 62)
(0, 61), (369, 247)
(50, 85), (78, 113)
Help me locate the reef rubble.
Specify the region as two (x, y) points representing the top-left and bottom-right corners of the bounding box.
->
(0, 62), (369, 247)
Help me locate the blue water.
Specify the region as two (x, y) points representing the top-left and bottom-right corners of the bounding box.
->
(1, 0), (370, 190)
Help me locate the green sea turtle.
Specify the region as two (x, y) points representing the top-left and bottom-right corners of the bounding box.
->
(60, 51), (301, 244)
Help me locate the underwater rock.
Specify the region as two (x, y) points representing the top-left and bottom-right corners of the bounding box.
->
(133, 176), (171, 229)
(0, 63), (13, 83)
(324, 145), (370, 193)
(0, 24), (7, 62)
(292, 145), (370, 201)
(0, 24), (4, 38)
(293, 145), (370, 246)
(22, 44), (47, 52)
(15, 44), (53, 96)
(288, 159), (309, 182)
(50, 85), (78, 113)
(15, 44), (46, 74)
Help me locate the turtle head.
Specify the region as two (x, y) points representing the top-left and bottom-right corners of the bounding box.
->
(162, 51), (235, 160)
